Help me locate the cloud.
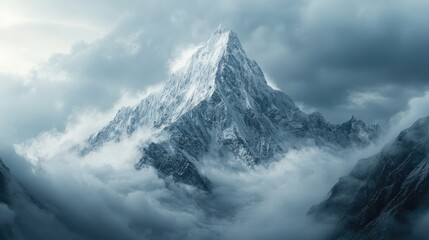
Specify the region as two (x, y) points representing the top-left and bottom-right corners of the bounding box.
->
(385, 91), (429, 141)
(9, 108), (205, 239)
(239, 0), (429, 123)
(198, 147), (362, 240)
(0, 203), (15, 226)
(6, 94), (385, 239)
(345, 91), (388, 109)
(0, 0), (138, 75)
(168, 44), (202, 74)
(411, 210), (429, 240)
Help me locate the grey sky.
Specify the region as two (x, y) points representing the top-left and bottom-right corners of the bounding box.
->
(1, 0), (428, 145)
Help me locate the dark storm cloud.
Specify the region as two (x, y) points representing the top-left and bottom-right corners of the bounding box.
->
(250, 0), (429, 123)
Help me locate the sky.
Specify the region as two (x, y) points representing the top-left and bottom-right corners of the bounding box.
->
(1, 1), (429, 239)
(1, 0), (429, 147)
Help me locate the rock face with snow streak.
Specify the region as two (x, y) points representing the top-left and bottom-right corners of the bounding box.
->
(310, 116), (429, 240)
(81, 25), (379, 191)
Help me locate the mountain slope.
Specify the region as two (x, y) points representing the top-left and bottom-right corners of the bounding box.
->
(310, 116), (429, 240)
(0, 158), (13, 239)
(81, 25), (379, 190)
(0, 156), (84, 240)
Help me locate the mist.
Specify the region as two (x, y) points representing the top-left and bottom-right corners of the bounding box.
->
(0, 86), (394, 240)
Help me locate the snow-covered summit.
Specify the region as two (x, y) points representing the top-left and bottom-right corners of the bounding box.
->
(84, 25), (275, 149)
(164, 23), (268, 119)
(82, 26), (379, 190)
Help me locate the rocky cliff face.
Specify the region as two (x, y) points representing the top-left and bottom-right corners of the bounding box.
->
(310, 116), (429, 240)
(81, 25), (379, 190)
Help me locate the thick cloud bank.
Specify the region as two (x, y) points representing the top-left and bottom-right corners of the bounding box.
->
(4, 80), (427, 239)
(2, 91), (383, 240)
(0, 70), (425, 240)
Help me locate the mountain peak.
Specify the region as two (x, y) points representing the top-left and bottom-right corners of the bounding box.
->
(213, 24), (229, 35)
(210, 24), (239, 41)
(83, 26), (379, 191)
(159, 25), (266, 119)
(205, 25), (245, 59)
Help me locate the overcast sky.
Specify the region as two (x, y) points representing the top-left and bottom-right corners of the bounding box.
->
(1, 0), (429, 145)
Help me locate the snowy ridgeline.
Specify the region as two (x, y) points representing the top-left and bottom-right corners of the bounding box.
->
(80, 25), (379, 191)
